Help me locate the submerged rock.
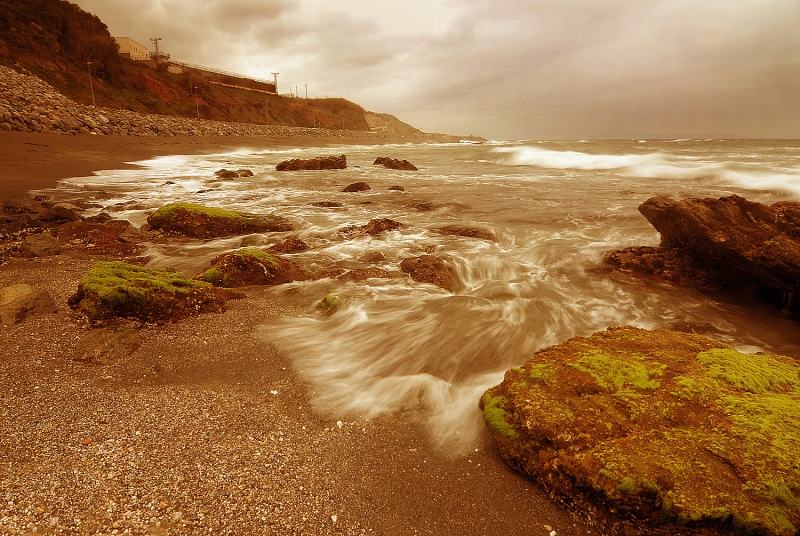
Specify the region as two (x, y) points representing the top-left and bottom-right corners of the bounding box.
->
(342, 182), (371, 193)
(147, 202), (292, 238)
(607, 195), (800, 312)
(482, 326), (800, 536)
(340, 218), (404, 237)
(337, 268), (401, 282)
(276, 155), (346, 171)
(400, 255), (462, 292)
(388, 185), (405, 191)
(311, 201), (343, 208)
(196, 248), (312, 287)
(214, 168), (254, 179)
(68, 261), (242, 324)
(373, 157), (418, 171)
(0, 284), (57, 325)
(432, 225), (496, 242)
(268, 238), (309, 254)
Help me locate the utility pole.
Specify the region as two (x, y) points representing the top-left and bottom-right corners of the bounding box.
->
(304, 83), (308, 99)
(193, 86), (200, 119)
(265, 101), (269, 126)
(271, 72), (279, 94)
(296, 85), (298, 99)
(86, 61), (95, 108)
(150, 37), (162, 65)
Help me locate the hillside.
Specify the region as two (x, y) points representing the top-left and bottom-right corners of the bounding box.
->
(0, 0), (443, 137)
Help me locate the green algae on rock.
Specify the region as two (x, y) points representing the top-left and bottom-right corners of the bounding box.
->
(481, 326), (800, 536)
(146, 202), (292, 238)
(197, 248), (312, 287)
(68, 261), (243, 323)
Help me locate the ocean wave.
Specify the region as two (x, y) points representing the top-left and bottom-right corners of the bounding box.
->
(493, 145), (675, 171)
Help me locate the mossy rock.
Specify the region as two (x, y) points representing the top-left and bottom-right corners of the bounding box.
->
(146, 202), (292, 238)
(316, 295), (340, 314)
(482, 326), (800, 536)
(196, 248), (312, 287)
(68, 261), (243, 324)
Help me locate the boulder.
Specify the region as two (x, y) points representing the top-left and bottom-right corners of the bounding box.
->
(196, 248), (312, 287)
(147, 202), (292, 238)
(432, 225), (496, 242)
(608, 195), (800, 311)
(276, 155), (347, 171)
(214, 168), (254, 179)
(316, 295), (340, 314)
(0, 284), (57, 325)
(340, 218), (404, 237)
(373, 157), (418, 171)
(3, 195), (36, 214)
(73, 325), (142, 364)
(38, 203), (83, 222)
(482, 326), (800, 536)
(21, 232), (61, 257)
(360, 251), (386, 263)
(342, 182), (371, 193)
(53, 220), (147, 255)
(268, 238), (309, 254)
(400, 255), (462, 292)
(337, 268), (401, 282)
(68, 261), (243, 324)
(388, 185), (405, 191)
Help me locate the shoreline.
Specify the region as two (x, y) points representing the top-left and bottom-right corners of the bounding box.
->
(0, 133), (599, 535)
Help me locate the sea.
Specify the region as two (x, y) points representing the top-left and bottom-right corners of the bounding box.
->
(41, 138), (800, 451)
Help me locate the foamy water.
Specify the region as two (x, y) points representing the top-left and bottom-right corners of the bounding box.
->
(40, 139), (800, 451)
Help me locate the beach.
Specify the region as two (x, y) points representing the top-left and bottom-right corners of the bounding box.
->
(0, 130), (599, 535)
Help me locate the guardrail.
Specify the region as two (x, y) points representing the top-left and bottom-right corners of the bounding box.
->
(169, 61), (274, 86)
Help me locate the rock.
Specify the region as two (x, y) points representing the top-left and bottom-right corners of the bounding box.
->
(400, 255), (462, 292)
(373, 157), (418, 171)
(276, 155), (347, 171)
(146, 202), (292, 238)
(0, 284), (57, 325)
(316, 295), (340, 314)
(73, 325), (142, 364)
(337, 268), (401, 282)
(610, 195), (800, 312)
(214, 168), (254, 179)
(268, 238), (309, 254)
(360, 251), (386, 263)
(388, 185), (405, 191)
(342, 182), (371, 193)
(604, 246), (728, 290)
(413, 202), (434, 211)
(482, 326), (800, 536)
(311, 201), (343, 208)
(433, 225), (496, 242)
(196, 248), (312, 287)
(3, 195), (36, 214)
(53, 220), (146, 255)
(37, 203), (83, 222)
(21, 232), (61, 257)
(68, 261), (243, 324)
(340, 218), (404, 237)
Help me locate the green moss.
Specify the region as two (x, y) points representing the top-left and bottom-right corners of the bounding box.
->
(316, 295), (340, 314)
(617, 477), (636, 495)
(198, 267), (226, 285)
(150, 202), (254, 222)
(235, 248), (279, 267)
(529, 363), (555, 383)
(481, 393), (518, 440)
(568, 350), (664, 392)
(698, 348), (799, 394)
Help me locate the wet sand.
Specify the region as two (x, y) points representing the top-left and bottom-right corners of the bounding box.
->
(0, 131), (599, 535)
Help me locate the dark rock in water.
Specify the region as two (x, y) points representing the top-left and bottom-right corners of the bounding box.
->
(388, 185), (405, 191)
(342, 182), (371, 193)
(400, 255), (462, 292)
(85, 212), (113, 223)
(54, 220), (148, 256)
(609, 194), (800, 312)
(69, 261), (242, 324)
(413, 202), (434, 211)
(21, 232), (60, 257)
(316, 295), (340, 314)
(3, 195), (37, 214)
(1, 284), (57, 325)
(360, 251), (386, 263)
(214, 168), (254, 179)
(38, 203), (83, 222)
(605, 246), (729, 290)
(73, 325), (142, 364)
(482, 326), (800, 536)
(268, 238), (309, 254)
(196, 248), (312, 287)
(340, 218), (403, 237)
(373, 157), (418, 171)
(276, 155), (346, 171)
(311, 201), (343, 208)
(147, 202), (292, 238)
(337, 268), (401, 282)
(433, 225), (496, 242)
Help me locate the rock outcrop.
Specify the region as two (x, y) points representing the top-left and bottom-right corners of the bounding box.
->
(196, 249), (312, 287)
(605, 195), (800, 312)
(482, 326), (800, 536)
(147, 203), (292, 238)
(276, 155), (347, 171)
(68, 261), (242, 324)
(0, 284), (57, 325)
(400, 255), (462, 292)
(373, 157), (418, 171)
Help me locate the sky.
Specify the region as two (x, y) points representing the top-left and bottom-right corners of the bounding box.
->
(72, 0), (800, 140)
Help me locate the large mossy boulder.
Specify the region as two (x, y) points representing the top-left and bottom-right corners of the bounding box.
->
(481, 326), (800, 536)
(68, 261), (243, 323)
(146, 203), (292, 238)
(196, 248), (312, 287)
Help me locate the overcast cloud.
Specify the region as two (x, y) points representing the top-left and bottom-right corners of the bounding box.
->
(73, 0), (800, 139)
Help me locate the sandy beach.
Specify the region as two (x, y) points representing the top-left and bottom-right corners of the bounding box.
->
(0, 131), (599, 535)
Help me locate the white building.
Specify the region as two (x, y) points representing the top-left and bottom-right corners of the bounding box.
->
(114, 37), (149, 61)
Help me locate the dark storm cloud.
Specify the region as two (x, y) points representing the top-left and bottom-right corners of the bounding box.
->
(73, 0), (800, 139)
